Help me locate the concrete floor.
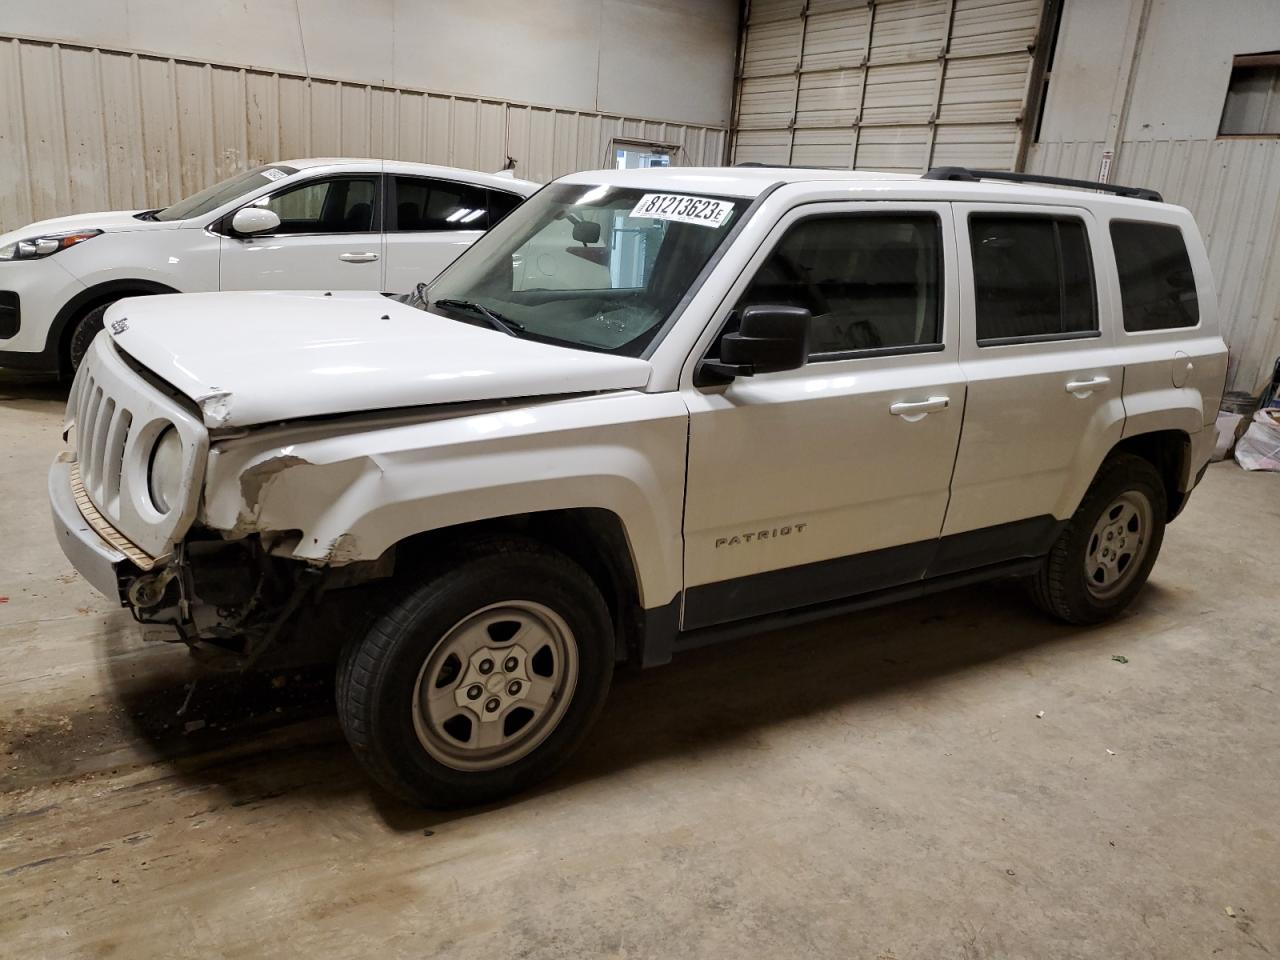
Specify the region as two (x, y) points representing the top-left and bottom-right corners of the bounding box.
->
(1, 372), (1278, 960)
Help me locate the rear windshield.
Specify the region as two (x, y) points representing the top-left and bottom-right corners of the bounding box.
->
(154, 165), (299, 222)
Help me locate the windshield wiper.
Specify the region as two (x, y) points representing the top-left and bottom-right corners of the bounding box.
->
(433, 298), (525, 337)
(134, 209), (161, 221)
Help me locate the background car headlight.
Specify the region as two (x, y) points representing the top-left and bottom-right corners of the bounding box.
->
(147, 426), (184, 514)
(0, 229), (102, 261)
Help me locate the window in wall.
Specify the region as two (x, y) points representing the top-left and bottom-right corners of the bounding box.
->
(1110, 221), (1199, 331)
(614, 142), (673, 169)
(735, 213), (943, 358)
(257, 176), (378, 234)
(970, 215), (1096, 344)
(391, 177), (488, 231)
(1219, 53), (1280, 136)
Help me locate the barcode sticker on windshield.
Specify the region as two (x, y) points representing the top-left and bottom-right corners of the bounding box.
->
(630, 194), (732, 228)
(261, 168), (289, 182)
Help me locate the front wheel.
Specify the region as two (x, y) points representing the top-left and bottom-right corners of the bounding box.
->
(336, 538), (614, 808)
(67, 302), (113, 371)
(1029, 453), (1168, 624)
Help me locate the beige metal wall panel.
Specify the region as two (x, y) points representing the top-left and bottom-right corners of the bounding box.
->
(807, 0), (866, 14)
(749, 0), (808, 24)
(791, 127), (856, 166)
(738, 75), (800, 130)
(741, 18), (803, 77)
(862, 61), (938, 125)
(1028, 137), (1280, 394)
(10, 0), (736, 129)
(801, 7), (871, 71)
(732, 0), (1043, 171)
(869, 0), (949, 65)
(948, 0), (1041, 58)
(930, 123), (1019, 168)
(731, 128), (793, 165)
(795, 69), (864, 128)
(0, 36), (728, 232)
(856, 125), (932, 172)
(937, 51), (1031, 123)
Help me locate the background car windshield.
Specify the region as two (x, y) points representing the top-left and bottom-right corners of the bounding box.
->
(425, 183), (750, 356)
(154, 165), (299, 221)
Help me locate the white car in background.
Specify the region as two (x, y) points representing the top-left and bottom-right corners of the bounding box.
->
(0, 159), (538, 373)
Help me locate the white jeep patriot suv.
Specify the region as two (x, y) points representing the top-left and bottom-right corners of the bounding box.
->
(50, 165), (1227, 807)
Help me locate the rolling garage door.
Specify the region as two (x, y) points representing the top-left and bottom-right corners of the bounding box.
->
(732, 0), (1046, 171)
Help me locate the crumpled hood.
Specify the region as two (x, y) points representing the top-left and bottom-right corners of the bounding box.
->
(0, 210), (180, 247)
(104, 291), (654, 428)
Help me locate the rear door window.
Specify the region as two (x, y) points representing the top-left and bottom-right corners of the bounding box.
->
(392, 177), (489, 231)
(488, 190), (525, 226)
(969, 214), (1096, 344)
(1110, 221), (1200, 331)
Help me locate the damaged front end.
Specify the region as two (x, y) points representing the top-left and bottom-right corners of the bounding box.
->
(127, 531), (391, 670)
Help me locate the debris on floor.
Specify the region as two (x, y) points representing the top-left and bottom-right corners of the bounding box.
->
(1213, 411), (1246, 461)
(1235, 408), (1280, 472)
(1112, 655), (1129, 664)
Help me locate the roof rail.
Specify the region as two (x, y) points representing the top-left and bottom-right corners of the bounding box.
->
(922, 166), (1163, 203)
(733, 161), (830, 170)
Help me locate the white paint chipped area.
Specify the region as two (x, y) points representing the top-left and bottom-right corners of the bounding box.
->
(2, 374), (1279, 958)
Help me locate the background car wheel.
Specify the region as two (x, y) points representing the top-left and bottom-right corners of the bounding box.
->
(1029, 453), (1168, 625)
(336, 537), (614, 808)
(67, 302), (114, 371)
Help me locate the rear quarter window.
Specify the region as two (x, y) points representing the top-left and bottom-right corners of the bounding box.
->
(1109, 221), (1200, 331)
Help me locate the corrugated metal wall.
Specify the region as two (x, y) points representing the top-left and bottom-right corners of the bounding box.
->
(731, 0), (1044, 171)
(1028, 138), (1280, 394)
(0, 36), (729, 233)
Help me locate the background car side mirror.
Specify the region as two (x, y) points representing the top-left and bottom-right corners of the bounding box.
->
(231, 207), (282, 236)
(698, 305), (811, 384)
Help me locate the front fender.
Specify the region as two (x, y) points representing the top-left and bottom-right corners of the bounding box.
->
(201, 392), (690, 607)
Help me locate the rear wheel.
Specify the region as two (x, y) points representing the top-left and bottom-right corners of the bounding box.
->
(1030, 454), (1167, 624)
(336, 538), (614, 807)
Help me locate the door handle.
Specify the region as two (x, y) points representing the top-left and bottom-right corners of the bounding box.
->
(1065, 375), (1110, 397)
(339, 252), (379, 263)
(889, 396), (949, 421)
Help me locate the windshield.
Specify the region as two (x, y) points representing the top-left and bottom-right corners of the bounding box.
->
(154, 165), (299, 222)
(421, 183), (751, 356)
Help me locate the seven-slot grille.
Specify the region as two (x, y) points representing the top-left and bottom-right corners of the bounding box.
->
(73, 368), (134, 515)
(64, 336), (208, 563)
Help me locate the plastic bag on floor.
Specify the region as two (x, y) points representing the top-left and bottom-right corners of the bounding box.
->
(1235, 408), (1280, 471)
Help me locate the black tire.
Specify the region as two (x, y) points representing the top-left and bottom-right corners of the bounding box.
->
(67, 302), (113, 371)
(1029, 453), (1168, 624)
(336, 538), (614, 808)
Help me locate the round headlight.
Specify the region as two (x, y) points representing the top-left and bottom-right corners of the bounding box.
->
(148, 426), (184, 513)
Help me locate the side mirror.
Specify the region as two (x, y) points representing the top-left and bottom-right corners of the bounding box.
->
(572, 219), (601, 244)
(699, 305), (811, 383)
(231, 207), (281, 236)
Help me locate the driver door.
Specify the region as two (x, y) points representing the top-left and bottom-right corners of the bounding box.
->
(680, 201), (966, 629)
(219, 174), (384, 291)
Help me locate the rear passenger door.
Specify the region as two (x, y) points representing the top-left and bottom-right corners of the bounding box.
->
(382, 177), (519, 292)
(218, 174), (384, 291)
(681, 202), (966, 629)
(938, 204), (1126, 568)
